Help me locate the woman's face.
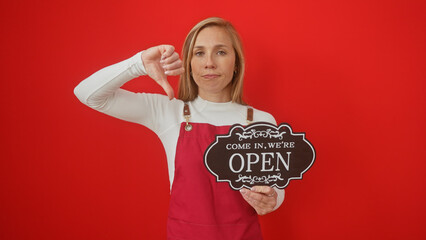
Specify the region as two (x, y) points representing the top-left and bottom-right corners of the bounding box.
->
(190, 26), (236, 101)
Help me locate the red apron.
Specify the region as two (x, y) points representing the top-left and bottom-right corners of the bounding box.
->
(167, 105), (262, 240)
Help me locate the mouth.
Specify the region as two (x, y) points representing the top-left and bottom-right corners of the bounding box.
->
(202, 74), (220, 79)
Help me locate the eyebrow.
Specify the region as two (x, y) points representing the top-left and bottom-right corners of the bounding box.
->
(193, 44), (230, 49)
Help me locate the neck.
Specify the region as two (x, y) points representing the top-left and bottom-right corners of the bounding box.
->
(198, 87), (232, 103)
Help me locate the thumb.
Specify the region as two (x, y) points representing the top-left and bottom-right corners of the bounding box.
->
(157, 78), (175, 100)
(159, 45), (175, 60)
(251, 186), (275, 195)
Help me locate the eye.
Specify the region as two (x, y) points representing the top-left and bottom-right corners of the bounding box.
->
(217, 50), (227, 55)
(194, 51), (204, 56)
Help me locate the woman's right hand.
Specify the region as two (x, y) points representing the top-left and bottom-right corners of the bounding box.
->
(141, 45), (184, 100)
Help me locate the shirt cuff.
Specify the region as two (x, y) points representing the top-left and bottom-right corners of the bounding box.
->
(273, 188), (285, 211)
(129, 51), (147, 77)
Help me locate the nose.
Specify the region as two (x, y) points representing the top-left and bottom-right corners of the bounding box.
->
(205, 53), (216, 69)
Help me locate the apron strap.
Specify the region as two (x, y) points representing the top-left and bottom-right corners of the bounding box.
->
(184, 104), (191, 117)
(183, 103), (192, 131)
(183, 103), (254, 126)
(247, 107), (253, 125)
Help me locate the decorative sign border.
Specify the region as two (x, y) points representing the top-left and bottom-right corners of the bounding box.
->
(204, 122), (316, 190)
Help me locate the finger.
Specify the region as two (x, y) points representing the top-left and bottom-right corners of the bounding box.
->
(240, 189), (257, 206)
(241, 189), (266, 207)
(161, 52), (180, 65)
(163, 60), (183, 71)
(244, 191), (269, 206)
(241, 188), (276, 208)
(157, 79), (175, 100)
(165, 67), (185, 76)
(241, 193), (272, 215)
(251, 186), (275, 196)
(160, 45), (175, 60)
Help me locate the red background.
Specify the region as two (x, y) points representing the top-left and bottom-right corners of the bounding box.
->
(1, 0), (425, 239)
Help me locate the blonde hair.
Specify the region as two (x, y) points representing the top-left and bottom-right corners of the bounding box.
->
(178, 17), (246, 104)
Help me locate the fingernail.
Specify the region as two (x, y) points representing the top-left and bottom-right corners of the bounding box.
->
(165, 71), (170, 75)
(240, 189), (247, 194)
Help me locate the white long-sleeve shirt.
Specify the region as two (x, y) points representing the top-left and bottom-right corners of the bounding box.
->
(74, 51), (284, 210)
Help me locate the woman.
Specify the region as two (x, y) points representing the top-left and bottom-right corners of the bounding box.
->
(74, 17), (284, 240)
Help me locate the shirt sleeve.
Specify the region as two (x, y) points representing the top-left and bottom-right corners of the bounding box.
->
(273, 188), (285, 211)
(73, 51), (181, 133)
(253, 110), (285, 211)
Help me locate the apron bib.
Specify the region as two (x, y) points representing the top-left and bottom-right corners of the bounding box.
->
(167, 105), (262, 240)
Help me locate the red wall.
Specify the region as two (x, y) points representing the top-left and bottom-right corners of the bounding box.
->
(1, 0), (425, 239)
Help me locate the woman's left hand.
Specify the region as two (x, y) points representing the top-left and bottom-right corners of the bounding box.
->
(240, 186), (277, 215)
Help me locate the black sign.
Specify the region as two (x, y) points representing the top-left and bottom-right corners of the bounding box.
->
(204, 122), (315, 190)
